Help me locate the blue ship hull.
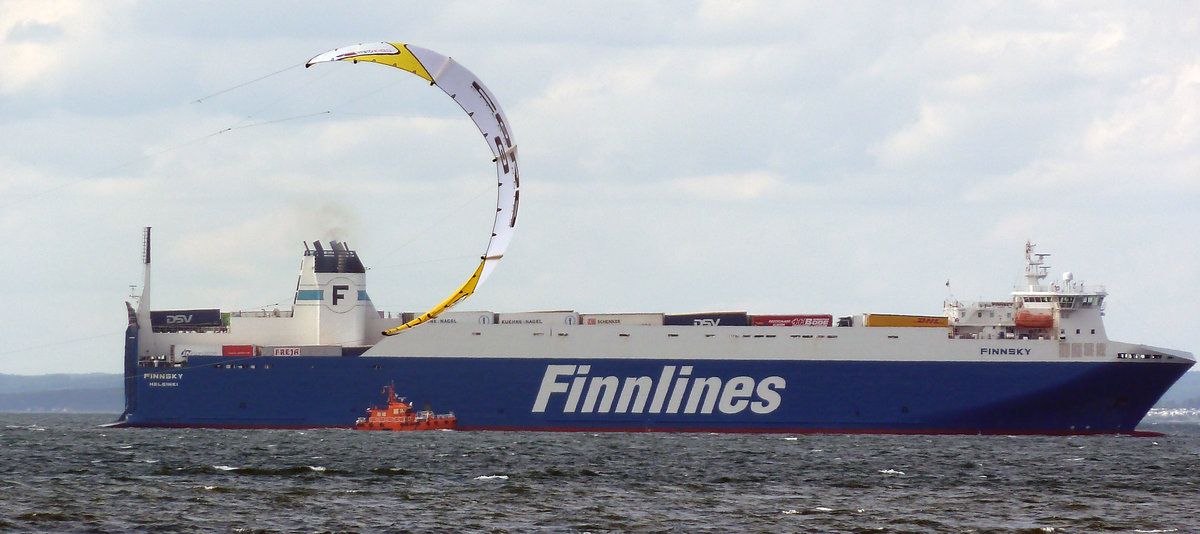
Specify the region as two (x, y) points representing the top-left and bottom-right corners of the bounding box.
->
(118, 351), (1190, 434)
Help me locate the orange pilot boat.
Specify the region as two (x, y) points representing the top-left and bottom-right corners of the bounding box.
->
(354, 383), (456, 431)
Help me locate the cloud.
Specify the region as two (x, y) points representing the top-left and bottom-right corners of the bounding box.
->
(0, 0), (127, 95)
(1083, 63), (1200, 163)
(874, 101), (959, 169)
(668, 171), (782, 201)
(962, 59), (1200, 203)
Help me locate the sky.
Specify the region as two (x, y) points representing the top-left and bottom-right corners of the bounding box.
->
(1, 1), (1197, 375)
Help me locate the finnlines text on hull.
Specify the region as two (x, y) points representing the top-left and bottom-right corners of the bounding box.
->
(533, 365), (785, 415)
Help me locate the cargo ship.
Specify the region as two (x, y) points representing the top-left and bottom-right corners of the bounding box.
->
(115, 231), (1193, 434)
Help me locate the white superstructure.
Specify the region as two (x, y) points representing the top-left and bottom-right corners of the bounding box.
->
(134, 235), (1191, 370)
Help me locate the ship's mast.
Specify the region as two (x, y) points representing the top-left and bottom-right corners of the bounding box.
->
(135, 227), (153, 358)
(136, 227), (151, 316)
(1023, 241), (1051, 292)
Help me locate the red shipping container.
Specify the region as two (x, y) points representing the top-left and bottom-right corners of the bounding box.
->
(222, 345), (256, 357)
(750, 314), (833, 327)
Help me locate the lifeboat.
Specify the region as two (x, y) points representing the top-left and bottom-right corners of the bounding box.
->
(354, 383), (456, 431)
(1015, 310), (1054, 329)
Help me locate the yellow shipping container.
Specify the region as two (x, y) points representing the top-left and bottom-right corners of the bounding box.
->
(864, 314), (949, 328)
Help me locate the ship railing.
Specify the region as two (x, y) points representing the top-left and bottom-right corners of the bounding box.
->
(305, 248), (359, 259)
(1015, 282), (1107, 295)
(949, 331), (1054, 341)
(151, 325), (229, 334)
(363, 416), (420, 423)
(229, 310), (294, 318)
(138, 355), (184, 368)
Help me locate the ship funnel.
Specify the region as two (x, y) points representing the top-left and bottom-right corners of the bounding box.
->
(293, 239), (376, 345)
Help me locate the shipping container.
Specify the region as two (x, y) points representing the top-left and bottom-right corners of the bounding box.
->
(172, 344), (221, 358)
(750, 314), (834, 327)
(580, 313), (664, 326)
(151, 309), (223, 330)
(264, 345), (343, 357)
(663, 312), (749, 327)
(425, 311), (495, 325)
(496, 311), (580, 326)
(221, 345), (256, 357)
(863, 314), (949, 328)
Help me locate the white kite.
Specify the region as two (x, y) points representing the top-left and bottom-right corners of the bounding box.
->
(306, 42), (519, 335)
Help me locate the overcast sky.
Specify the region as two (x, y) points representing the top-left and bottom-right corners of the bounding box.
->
(1, 1), (1197, 375)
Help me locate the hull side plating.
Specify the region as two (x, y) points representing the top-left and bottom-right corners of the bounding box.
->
(123, 354), (1189, 434)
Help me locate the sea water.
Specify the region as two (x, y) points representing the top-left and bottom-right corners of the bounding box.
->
(1, 414), (1197, 533)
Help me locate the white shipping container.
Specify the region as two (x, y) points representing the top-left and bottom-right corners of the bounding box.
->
(264, 345), (343, 357)
(375, 311), (416, 321)
(172, 344), (222, 358)
(496, 311), (579, 326)
(425, 311), (495, 325)
(580, 313), (664, 326)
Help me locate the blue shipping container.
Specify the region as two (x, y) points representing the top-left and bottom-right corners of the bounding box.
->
(150, 309), (223, 329)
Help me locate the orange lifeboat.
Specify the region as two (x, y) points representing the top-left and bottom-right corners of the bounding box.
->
(1015, 310), (1054, 329)
(354, 383), (456, 431)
